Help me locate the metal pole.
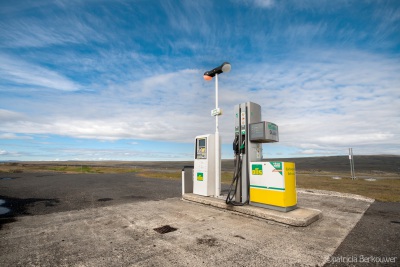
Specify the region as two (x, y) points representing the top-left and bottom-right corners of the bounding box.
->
(215, 74), (221, 197)
(349, 148), (353, 179)
(215, 74), (219, 133)
(349, 148), (356, 180)
(181, 169), (185, 196)
(351, 148), (356, 179)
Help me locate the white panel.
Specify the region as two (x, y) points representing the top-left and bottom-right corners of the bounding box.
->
(193, 134), (215, 196)
(250, 162), (285, 191)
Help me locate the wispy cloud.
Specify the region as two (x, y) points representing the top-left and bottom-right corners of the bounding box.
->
(235, 0), (275, 8)
(0, 2), (106, 48)
(0, 149), (22, 157)
(1, 48), (398, 157)
(217, 49), (400, 155)
(0, 0), (399, 160)
(0, 133), (32, 140)
(0, 109), (26, 122)
(0, 54), (79, 91)
(0, 67), (214, 142)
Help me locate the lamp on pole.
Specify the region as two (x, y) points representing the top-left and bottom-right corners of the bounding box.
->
(204, 62), (231, 197)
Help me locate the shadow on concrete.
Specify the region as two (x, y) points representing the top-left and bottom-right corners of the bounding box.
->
(0, 195), (60, 230)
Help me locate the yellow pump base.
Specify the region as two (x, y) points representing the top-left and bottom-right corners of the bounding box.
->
(249, 162), (297, 212)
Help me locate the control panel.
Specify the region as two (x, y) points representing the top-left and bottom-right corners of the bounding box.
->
(193, 134), (216, 196)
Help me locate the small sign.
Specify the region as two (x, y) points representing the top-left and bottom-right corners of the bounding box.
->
(197, 172), (204, 181)
(211, 108), (222, 116)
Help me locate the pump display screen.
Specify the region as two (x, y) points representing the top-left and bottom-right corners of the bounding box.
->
(199, 139), (206, 147)
(196, 138), (207, 159)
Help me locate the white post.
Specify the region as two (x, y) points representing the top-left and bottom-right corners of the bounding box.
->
(215, 74), (221, 197)
(349, 148), (356, 180)
(215, 74), (219, 134)
(351, 148), (356, 179)
(349, 148), (352, 179)
(182, 169), (185, 196)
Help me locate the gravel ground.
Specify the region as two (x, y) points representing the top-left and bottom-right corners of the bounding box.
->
(0, 172), (399, 266)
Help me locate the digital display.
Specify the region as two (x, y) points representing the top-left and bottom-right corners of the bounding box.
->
(196, 138), (207, 159)
(199, 138), (206, 147)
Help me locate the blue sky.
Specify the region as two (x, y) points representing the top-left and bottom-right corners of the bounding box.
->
(0, 0), (399, 161)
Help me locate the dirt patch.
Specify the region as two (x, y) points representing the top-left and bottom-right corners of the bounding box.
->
(197, 235), (218, 246)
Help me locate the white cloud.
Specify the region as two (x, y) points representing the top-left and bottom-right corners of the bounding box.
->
(255, 0), (274, 8)
(238, 0), (274, 8)
(300, 149), (315, 155)
(317, 133), (395, 145)
(299, 143), (324, 149)
(0, 133), (32, 140)
(219, 49), (400, 155)
(0, 7), (105, 48)
(0, 68), (215, 142)
(0, 54), (79, 91)
(0, 0), (399, 160)
(0, 109), (26, 122)
(0, 48), (399, 157)
(53, 146), (189, 161)
(0, 149), (21, 157)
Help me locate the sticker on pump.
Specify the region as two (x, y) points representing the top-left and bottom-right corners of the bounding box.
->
(241, 112), (246, 125)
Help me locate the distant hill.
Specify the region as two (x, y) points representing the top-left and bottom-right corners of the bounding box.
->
(221, 155), (400, 173)
(4, 155), (399, 174)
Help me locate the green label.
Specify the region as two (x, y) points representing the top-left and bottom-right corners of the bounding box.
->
(270, 162), (282, 170)
(252, 164), (263, 175)
(268, 123), (277, 131)
(269, 162), (283, 175)
(197, 172), (203, 181)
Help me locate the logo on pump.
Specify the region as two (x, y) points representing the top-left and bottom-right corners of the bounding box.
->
(197, 172), (204, 181)
(270, 162), (283, 175)
(252, 164), (263, 175)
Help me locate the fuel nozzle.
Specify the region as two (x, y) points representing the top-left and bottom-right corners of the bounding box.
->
(240, 134), (246, 154)
(233, 135), (239, 155)
(240, 141), (245, 154)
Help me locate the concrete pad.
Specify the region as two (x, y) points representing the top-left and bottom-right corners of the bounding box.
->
(182, 193), (322, 227)
(0, 190), (373, 266)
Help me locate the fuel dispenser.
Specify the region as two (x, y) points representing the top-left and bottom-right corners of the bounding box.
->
(191, 102), (297, 212)
(193, 134), (215, 196)
(226, 102), (297, 212)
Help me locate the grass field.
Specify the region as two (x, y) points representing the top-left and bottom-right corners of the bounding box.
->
(0, 163), (142, 174)
(1, 158), (399, 202)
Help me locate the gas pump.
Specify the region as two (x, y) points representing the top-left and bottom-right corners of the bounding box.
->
(190, 102), (297, 212)
(226, 102), (263, 205)
(226, 102), (297, 212)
